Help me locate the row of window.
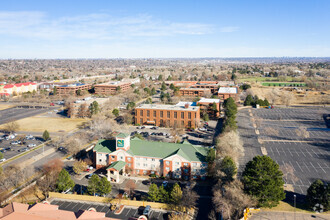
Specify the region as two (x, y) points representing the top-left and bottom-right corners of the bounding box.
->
(140, 110), (193, 119)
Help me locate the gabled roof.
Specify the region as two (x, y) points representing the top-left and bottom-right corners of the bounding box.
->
(94, 138), (208, 162)
(116, 133), (129, 138)
(106, 161), (126, 171)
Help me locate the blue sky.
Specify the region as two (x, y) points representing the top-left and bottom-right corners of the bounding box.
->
(0, 0), (329, 58)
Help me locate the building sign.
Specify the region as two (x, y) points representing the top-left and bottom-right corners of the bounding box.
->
(117, 139), (124, 148)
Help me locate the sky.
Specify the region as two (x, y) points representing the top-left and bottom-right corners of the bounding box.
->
(0, 0), (329, 58)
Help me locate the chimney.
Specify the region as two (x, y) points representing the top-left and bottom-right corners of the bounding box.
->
(184, 103), (189, 109)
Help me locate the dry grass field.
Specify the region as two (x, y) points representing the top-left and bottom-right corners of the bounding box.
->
(0, 116), (88, 133)
(0, 104), (15, 110)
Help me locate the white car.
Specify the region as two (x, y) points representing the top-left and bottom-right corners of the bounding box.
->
(28, 143), (37, 148)
(198, 127), (207, 131)
(0, 158), (6, 162)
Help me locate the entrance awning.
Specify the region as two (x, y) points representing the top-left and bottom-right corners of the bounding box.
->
(106, 161), (126, 171)
(146, 121), (155, 125)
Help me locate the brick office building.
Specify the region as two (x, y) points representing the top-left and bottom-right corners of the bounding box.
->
(94, 81), (131, 95)
(197, 98), (221, 118)
(191, 83), (219, 94)
(135, 103), (200, 128)
(179, 88), (211, 97)
(56, 83), (91, 96)
(217, 87), (239, 101)
(93, 133), (209, 182)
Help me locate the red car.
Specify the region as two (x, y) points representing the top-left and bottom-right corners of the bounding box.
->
(50, 102), (55, 106)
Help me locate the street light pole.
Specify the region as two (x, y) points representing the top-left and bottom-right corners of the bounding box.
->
(294, 194), (296, 220)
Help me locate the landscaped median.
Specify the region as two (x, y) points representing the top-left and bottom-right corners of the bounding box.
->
(49, 192), (168, 209)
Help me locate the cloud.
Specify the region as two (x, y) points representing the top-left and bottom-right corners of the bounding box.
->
(0, 11), (214, 40)
(220, 26), (239, 33)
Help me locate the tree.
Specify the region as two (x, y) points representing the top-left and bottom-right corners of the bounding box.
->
(242, 156), (285, 208)
(78, 103), (90, 118)
(125, 179), (136, 198)
(116, 86), (121, 93)
(306, 179), (329, 211)
(76, 89), (82, 96)
(4, 121), (19, 133)
(112, 108), (120, 117)
(89, 101), (100, 115)
(206, 148), (216, 163)
(244, 95), (254, 106)
(42, 130), (50, 141)
(0, 152), (3, 160)
(170, 183), (182, 205)
(158, 185), (169, 203)
(239, 84), (251, 91)
(158, 75), (163, 81)
(215, 130), (244, 164)
(56, 169), (75, 193)
(161, 81), (166, 91)
(73, 160), (87, 174)
(151, 87), (156, 95)
(203, 113), (209, 122)
(98, 177), (112, 196)
(219, 156), (237, 182)
(148, 183), (159, 202)
(88, 174), (100, 196)
(180, 186), (199, 211)
(224, 97), (237, 118)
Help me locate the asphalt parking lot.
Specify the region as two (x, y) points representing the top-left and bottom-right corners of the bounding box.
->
(50, 199), (169, 220)
(238, 107), (330, 195)
(0, 133), (44, 161)
(0, 106), (58, 125)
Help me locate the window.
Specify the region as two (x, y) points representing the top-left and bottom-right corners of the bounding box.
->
(192, 163), (197, 167)
(140, 110), (143, 116)
(120, 156), (124, 160)
(151, 164), (155, 168)
(175, 162), (179, 166)
(144, 158), (147, 161)
(166, 167), (170, 171)
(166, 161), (170, 165)
(153, 111), (156, 117)
(99, 159), (102, 162)
(184, 169), (189, 173)
(98, 153), (102, 157)
(181, 112), (184, 119)
(111, 156), (115, 159)
(136, 169), (140, 173)
(181, 121), (184, 127)
(136, 157), (140, 160)
(174, 112), (177, 119)
(143, 163), (147, 167)
(184, 163), (188, 166)
(167, 111), (170, 118)
(151, 159), (155, 162)
(160, 111), (163, 118)
(128, 163), (131, 167)
(127, 157), (131, 161)
(188, 112), (191, 119)
(137, 163), (140, 166)
(147, 110), (150, 117)
(151, 171), (155, 174)
(188, 121), (192, 128)
(140, 119), (143, 124)
(143, 170), (147, 174)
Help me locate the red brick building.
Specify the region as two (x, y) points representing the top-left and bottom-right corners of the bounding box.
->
(56, 83), (91, 96)
(94, 81), (131, 95)
(179, 88), (211, 97)
(217, 87), (239, 101)
(135, 103), (200, 128)
(197, 98), (221, 118)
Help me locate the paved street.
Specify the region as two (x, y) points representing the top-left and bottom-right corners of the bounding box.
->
(249, 211), (330, 220)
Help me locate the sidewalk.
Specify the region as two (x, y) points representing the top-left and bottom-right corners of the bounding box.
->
(250, 211), (330, 220)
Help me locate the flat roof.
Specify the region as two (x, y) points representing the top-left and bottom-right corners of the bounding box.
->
(175, 101), (196, 107)
(179, 88), (211, 91)
(59, 83), (87, 88)
(198, 98), (220, 103)
(218, 87), (238, 94)
(136, 103), (199, 111)
(95, 81), (130, 86)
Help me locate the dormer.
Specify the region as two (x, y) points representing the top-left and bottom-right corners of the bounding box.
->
(115, 133), (130, 151)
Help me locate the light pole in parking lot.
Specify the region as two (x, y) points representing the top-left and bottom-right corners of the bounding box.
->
(294, 194), (296, 220)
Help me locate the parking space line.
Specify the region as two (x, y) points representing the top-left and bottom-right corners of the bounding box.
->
(125, 208), (132, 216)
(63, 202), (72, 209)
(133, 209), (138, 217)
(303, 162), (311, 172)
(295, 161), (304, 172)
(148, 210), (154, 219)
(317, 163), (327, 173)
(71, 202), (79, 210)
(309, 162), (317, 172)
(289, 161), (296, 171)
(157, 211), (162, 219)
(99, 206), (109, 213)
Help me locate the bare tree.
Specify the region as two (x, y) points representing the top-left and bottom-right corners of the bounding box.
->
(3, 121), (20, 133)
(125, 179), (136, 198)
(215, 131), (244, 164)
(267, 89), (279, 105)
(180, 185), (199, 213)
(280, 91), (294, 106)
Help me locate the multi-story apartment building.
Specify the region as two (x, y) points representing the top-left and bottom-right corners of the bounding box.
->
(217, 87), (239, 101)
(94, 81), (131, 95)
(191, 83), (219, 94)
(197, 98), (221, 118)
(179, 88), (211, 97)
(93, 133), (209, 182)
(0, 82), (37, 96)
(135, 103), (200, 128)
(56, 83), (91, 96)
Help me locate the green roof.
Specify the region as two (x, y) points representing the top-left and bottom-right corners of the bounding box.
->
(94, 139), (116, 153)
(94, 137), (209, 162)
(107, 161), (126, 171)
(116, 133), (129, 138)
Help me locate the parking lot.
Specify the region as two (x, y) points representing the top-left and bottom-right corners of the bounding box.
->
(238, 107), (330, 195)
(50, 199), (169, 220)
(0, 106), (58, 125)
(0, 133), (44, 161)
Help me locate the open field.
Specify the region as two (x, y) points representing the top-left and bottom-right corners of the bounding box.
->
(261, 82), (307, 87)
(238, 76), (297, 83)
(0, 104), (15, 110)
(0, 117), (88, 133)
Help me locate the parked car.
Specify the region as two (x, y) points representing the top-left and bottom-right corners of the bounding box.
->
(86, 173), (94, 179)
(162, 181), (168, 187)
(28, 143), (36, 148)
(18, 148), (28, 152)
(143, 205), (151, 216)
(10, 141), (18, 145)
(0, 158), (6, 162)
(198, 127), (207, 131)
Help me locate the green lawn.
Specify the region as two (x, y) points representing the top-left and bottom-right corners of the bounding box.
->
(261, 82), (307, 87)
(238, 76), (297, 82)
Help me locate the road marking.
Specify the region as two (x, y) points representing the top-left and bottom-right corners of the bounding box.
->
(71, 202), (79, 210)
(303, 162), (311, 172)
(62, 202), (72, 209)
(133, 209), (138, 217)
(125, 208), (132, 216)
(317, 162), (327, 173)
(295, 161), (304, 172)
(309, 162), (317, 172)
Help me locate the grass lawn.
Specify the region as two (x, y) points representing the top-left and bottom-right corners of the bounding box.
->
(0, 117), (88, 133)
(261, 82), (307, 87)
(238, 76), (298, 82)
(0, 104), (15, 110)
(262, 201), (330, 215)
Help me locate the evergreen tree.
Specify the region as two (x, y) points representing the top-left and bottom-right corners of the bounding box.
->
(56, 169), (75, 192)
(264, 99), (270, 106)
(224, 97), (237, 118)
(242, 156), (285, 208)
(306, 179), (330, 211)
(244, 95), (254, 106)
(203, 113), (209, 122)
(206, 148), (216, 162)
(42, 130), (50, 141)
(158, 75), (163, 81)
(89, 101), (100, 115)
(112, 108), (120, 117)
(151, 87), (156, 95)
(88, 174), (100, 196)
(98, 177), (112, 196)
(133, 89), (140, 95)
(158, 185), (169, 203)
(170, 183), (182, 205)
(220, 156), (237, 182)
(161, 82), (166, 91)
(148, 183), (159, 202)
